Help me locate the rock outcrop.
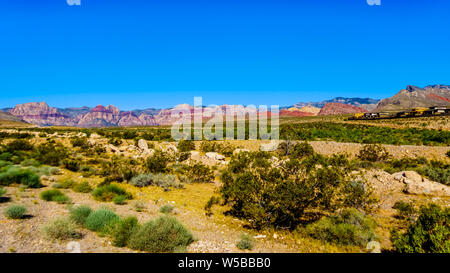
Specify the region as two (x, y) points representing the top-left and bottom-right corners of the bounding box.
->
(392, 171), (450, 197)
(318, 102), (367, 116)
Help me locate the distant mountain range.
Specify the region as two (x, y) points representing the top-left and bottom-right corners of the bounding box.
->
(1, 85), (449, 127)
(294, 97), (380, 111)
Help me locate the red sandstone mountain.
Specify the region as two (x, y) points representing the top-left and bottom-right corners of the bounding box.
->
(9, 102), (76, 126)
(318, 102), (367, 116)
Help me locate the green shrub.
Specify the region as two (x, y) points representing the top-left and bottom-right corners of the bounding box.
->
(306, 208), (377, 246)
(181, 163), (214, 183)
(42, 217), (82, 241)
(357, 144), (390, 162)
(0, 187), (6, 198)
(128, 215), (194, 252)
(73, 181), (93, 193)
(113, 195), (127, 205)
(85, 209), (120, 232)
(70, 205), (92, 225)
(57, 179), (76, 189)
(110, 216), (139, 247)
(3, 139), (33, 152)
(393, 201), (417, 220)
(92, 184), (132, 202)
(20, 159), (41, 167)
(391, 204), (450, 253)
(4, 204), (27, 219)
(130, 173), (182, 189)
(53, 195), (71, 204)
(33, 142), (68, 166)
(0, 167), (42, 188)
(145, 150), (170, 173)
(40, 189), (65, 201)
(160, 204), (175, 214)
(63, 159), (81, 172)
(236, 234), (253, 250)
(289, 142), (315, 159)
(177, 140), (195, 152)
(420, 165), (450, 186)
(220, 151), (365, 229)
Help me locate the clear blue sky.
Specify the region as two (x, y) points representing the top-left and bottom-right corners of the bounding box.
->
(1, 0), (449, 110)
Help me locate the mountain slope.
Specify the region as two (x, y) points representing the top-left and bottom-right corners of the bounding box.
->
(375, 85), (450, 111)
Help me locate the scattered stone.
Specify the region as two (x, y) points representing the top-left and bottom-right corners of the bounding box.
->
(205, 152), (225, 161)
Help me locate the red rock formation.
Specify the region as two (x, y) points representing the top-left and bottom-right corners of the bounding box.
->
(279, 109), (315, 117)
(9, 102), (76, 126)
(318, 102), (367, 116)
(77, 105), (121, 127)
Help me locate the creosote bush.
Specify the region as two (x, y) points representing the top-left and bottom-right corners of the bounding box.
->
(92, 184), (132, 202)
(357, 144), (390, 162)
(4, 204), (27, 219)
(177, 140), (195, 152)
(306, 208), (377, 247)
(0, 166), (42, 188)
(40, 189), (67, 202)
(128, 215), (194, 253)
(391, 204), (450, 253)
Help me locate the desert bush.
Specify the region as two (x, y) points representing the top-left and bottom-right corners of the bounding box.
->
(71, 137), (90, 148)
(99, 157), (138, 183)
(113, 195), (127, 205)
(145, 150), (170, 173)
(357, 144), (390, 162)
(276, 140), (295, 156)
(391, 204), (449, 253)
(306, 208), (377, 246)
(0, 187), (6, 198)
(92, 184), (132, 202)
(200, 141), (234, 157)
(4, 204), (27, 219)
(177, 140), (195, 152)
(130, 173), (182, 189)
(180, 163), (214, 183)
(70, 205), (92, 225)
(33, 142), (68, 166)
(159, 204), (175, 214)
(63, 159), (81, 172)
(0, 166), (42, 188)
(20, 159), (41, 167)
(58, 179), (76, 189)
(53, 194), (71, 204)
(110, 216), (139, 247)
(178, 152), (190, 162)
(220, 151), (366, 229)
(393, 201), (417, 220)
(3, 139), (33, 152)
(340, 180), (378, 212)
(128, 215), (194, 252)
(85, 209), (120, 232)
(42, 217), (82, 241)
(72, 181), (93, 193)
(40, 189), (66, 202)
(289, 142), (315, 159)
(420, 164), (450, 186)
(236, 234), (253, 250)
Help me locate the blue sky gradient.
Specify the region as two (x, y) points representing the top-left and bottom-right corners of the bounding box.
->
(1, 0), (449, 110)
